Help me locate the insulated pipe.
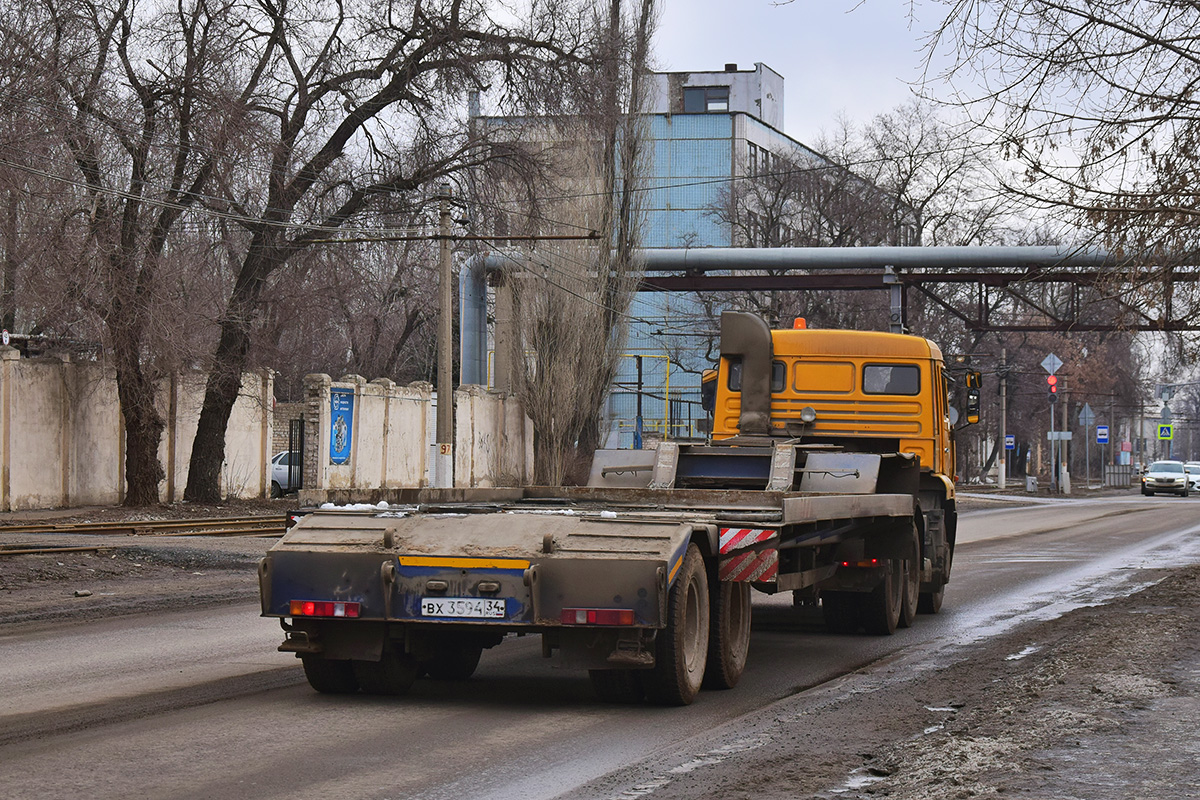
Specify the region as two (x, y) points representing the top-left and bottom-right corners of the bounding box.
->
(635, 245), (1120, 272)
(459, 253), (510, 386)
(458, 245), (1121, 386)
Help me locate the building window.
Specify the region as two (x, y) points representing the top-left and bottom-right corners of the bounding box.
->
(683, 86), (730, 113)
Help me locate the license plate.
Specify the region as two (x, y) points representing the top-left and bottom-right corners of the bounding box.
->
(420, 597), (507, 619)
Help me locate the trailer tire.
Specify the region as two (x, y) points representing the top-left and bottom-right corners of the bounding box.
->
(703, 580), (751, 690)
(589, 669), (645, 703)
(644, 544), (710, 706)
(861, 559), (903, 635)
(300, 656), (359, 694)
(898, 525), (920, 629)
(822, 591), (860, 634)
(353, 652), (419, 695)
(424, 640), (483, 681)
(918, 584), (945, 614)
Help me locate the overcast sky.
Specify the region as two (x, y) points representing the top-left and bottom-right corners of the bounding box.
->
(653, 0), (946, 145)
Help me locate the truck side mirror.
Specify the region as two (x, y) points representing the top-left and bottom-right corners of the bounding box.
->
(966, 387), (980, 425)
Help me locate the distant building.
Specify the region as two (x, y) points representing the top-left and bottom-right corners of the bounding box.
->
(471, 63), (914, 448)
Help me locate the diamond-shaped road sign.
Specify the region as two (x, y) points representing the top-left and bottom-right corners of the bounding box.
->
(1078, 402), (1095, 427)
(1041, 353), (1063, 375)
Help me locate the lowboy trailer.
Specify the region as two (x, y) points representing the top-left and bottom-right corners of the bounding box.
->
(259, 312), (966, 704)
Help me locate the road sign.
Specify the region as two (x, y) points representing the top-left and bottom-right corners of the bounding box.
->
(1041, 353), (1063, 375)
(1078, 403), (1095, 427)
(1160, 404), (1172, 423)
(1047, 431), (1074, 441)
(1004, 434), (1015, 450)
(1097, 425), (1109, 444)
(1159, 424), (1174, 440)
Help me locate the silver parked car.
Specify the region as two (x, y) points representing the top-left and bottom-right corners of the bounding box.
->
(271, 451), (301, 497)
(1142, 460), (1190, 497)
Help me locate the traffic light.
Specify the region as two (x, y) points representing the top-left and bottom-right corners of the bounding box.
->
(966, 370), (981, 424)
(1047, 374), (1058, 404)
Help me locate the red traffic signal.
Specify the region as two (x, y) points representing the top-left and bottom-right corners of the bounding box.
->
(1047, 374), (1059, 403)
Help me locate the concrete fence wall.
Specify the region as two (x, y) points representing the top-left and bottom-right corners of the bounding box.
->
(0, 347), (274, 510)
(302, 374), (532, 491)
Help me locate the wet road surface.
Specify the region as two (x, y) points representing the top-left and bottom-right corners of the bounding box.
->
(1, 495), (1197, 800)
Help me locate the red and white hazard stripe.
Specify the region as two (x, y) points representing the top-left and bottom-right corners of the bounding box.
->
(719, 549), (779, 582)
(719, 527), (775, 554)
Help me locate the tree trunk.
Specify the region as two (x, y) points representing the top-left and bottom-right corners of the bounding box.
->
(185, 252), (272, 502)
(111, 316), (165, 506)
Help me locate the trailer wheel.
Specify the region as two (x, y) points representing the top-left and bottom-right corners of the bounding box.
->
(644, 543), (709, 706)
(861, 559), (903, 635)
(703, 580), (751, 690)
(589, 669), (645, 703)
(822, 591), (860, 634)
(353, 652), (419, 695)
(424, 640), (483, 681)
(300, 656), (359, 694)
(898, 525), (921, 629)
(917, 584), (945, 614)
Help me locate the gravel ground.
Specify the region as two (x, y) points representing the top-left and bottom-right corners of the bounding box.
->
(0, 499), (288, 627)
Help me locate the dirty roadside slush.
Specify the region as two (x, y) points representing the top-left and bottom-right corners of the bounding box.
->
(584, 565), (1200, 800)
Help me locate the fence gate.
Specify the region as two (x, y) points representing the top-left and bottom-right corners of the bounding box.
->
(288, 418), (305, 491)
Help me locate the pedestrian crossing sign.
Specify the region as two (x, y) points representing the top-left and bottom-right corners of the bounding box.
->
(1158, 424), (1173, 440)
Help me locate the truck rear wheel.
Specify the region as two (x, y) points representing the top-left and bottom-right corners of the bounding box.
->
(300, 656), (359, 694)
(703, 580), (751, 690)
(589, 669), (645, 703)
(861, 559), (903, 635)
(353, 652), (419, 695)
(644, 543), (709, 706)
(424, 639), (484, 681)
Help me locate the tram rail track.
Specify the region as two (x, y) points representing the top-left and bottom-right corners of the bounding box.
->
(0, 516), (287, 557)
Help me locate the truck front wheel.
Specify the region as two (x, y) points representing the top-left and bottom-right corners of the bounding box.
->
(898, 524), (921, 628)
(861, 559), (903, 635)
(644, 543), (710, 705)
(300, 655), (359, 694)
(703, 580), (751, 690)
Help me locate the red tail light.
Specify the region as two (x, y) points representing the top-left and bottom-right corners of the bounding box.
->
(290, 600), (361, 618)
(560, 608), (636, 626)
(840, 559), (880, 568)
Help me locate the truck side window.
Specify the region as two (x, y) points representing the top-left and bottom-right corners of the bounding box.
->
(863, 364), (920, 395)
(726, 359), (785, 392)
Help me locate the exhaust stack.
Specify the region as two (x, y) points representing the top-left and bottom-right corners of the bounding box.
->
(719, 312), (774, 436)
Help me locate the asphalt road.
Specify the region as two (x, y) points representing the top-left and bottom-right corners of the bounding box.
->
(2, 495), (1198, 800)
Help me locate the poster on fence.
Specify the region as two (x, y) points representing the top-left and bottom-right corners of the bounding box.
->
(330, 388), (354, 465)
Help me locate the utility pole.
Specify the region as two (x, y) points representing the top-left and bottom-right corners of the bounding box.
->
(999, 348), (1007, 490)
(435, 183), (454, 488)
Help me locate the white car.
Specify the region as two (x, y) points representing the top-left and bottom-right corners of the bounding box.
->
(1186, 462), (1200, 490)
(271, 451), (301, 497)
(1142, 460), (1189, 497)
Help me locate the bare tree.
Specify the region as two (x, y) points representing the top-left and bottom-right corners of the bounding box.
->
(927, 1), (1200, 252)
(0, 0), (248, 505)
(502, 0), (655, 485)
(181, 0), (611, 501)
